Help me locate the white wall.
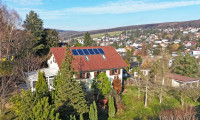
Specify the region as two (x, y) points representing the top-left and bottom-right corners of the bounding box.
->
(172, 79), (180, 87)
(47, 55), (59, 70)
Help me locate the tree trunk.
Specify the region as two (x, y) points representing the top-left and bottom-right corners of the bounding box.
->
(97, 91), (100, 100)
(159, 87), (163, 104)
(181, 95), (184, 106)
(144, 85), (148, 107)
(160, 77), (165, 104)
(154, 75), (157, 83)
(138, 78), (141, 98)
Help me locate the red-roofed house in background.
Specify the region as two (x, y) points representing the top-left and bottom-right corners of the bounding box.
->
(183, 41), (197, 47)
(25, 46), (128, 92)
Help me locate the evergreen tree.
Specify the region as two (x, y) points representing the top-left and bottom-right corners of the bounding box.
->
(83, 32), (93, 46)
(31, 97), (60, 120)
(10, 90), (59, 120)
(173, 54), (199, 78)
(44, 29), (59, 54)
(96, 73), (111, 96)
(10, 90), (35, 119)
(24, 10), (46, 55)
(89, 101), (98, 120)
(79, 114), (84, 120)
(108, 96), (116, 118)
(54, 45), (88, 118)
(35, 71), (49, 100)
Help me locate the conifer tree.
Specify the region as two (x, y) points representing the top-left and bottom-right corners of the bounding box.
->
(35, 71), (49, 100)
(80, 114), (84, 120)
(83, 32), (93, 46)
(31, 97), (60, 120)
(89, 101), (98, 120)
(54, 45), (88, 118)
(108, 95), (116, 118)
(24, 10), (46, 55)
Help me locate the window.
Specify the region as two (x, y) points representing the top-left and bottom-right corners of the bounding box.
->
(110, 69), (120, 75)
(112, 69), (118, 74)
(80, 72), (90, 79)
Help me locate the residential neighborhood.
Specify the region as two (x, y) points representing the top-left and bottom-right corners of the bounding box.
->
(1, 0), (200, 120)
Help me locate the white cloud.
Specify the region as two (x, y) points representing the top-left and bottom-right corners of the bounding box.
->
(62, 0), (200, 14)
(6, 0), (42, 6)
(14, 0), (200, 22)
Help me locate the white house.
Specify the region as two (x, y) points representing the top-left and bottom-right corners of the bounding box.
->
(26, 46), (128, 92)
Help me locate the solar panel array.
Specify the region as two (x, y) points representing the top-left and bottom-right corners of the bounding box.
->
(71, 48), (105, 56)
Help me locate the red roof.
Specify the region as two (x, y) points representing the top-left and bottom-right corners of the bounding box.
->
(169, 73), (198, 82)
(183, 41), (197, 45)
(50, 46), (128, 72)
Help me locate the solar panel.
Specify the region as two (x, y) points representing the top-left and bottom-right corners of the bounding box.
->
(77, 49), (84, 55)
(88, 49), (95, 55)
(97, 48), (104, 54)
(83, 49), (90, 55)
(93, 49), (100, 54)
(71, 49), (79, 56)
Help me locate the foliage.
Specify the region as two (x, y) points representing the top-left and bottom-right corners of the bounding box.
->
(75, 42), (82, 47)
(35, 71), (49, 100)
(24, 11), (59, 56)
(136, 55), (142, 63)
(79, 114), (84, 120)
(44, 29), (59, 51)
(173, 54), (199, 78)
(96, 73), (111, 96)
(31, 97), (60, 120)
(0, 60), (12, 76)
(10, 90), (35, 119)
(114, 86), (199, 120)
(84, 32), (93, 46)
(153, 48), (161, 56)
(54, 45), (88, 118)
(108, 95), (116, 118)
(172, 43), (180, 52)
(159, 106), (197, 120)
(89, 101), (98, 120)
(24, 10), (45, 55)
(113, 77), (122, 94)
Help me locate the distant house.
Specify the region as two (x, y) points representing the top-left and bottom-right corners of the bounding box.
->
(183, 41), (197, 47)
(170, 73), (199, 87)
(192, 50), (200, 56)
(26, 46), (128, 92)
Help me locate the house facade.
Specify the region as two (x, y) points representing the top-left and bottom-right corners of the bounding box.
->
(170, 73), (199, 87)
(26, 46), (128, 92)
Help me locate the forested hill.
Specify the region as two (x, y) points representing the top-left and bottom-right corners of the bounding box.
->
(59, 19), (200, 39)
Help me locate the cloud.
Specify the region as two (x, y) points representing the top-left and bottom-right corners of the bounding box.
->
(14, 0), (200, 21)
(63, 0), (200, 14)
(6, 0), (42, 6)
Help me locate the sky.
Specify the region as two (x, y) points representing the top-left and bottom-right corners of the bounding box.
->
(3, 0), (200, 31)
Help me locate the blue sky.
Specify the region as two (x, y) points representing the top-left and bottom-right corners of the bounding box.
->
(3, 0), (200, 31)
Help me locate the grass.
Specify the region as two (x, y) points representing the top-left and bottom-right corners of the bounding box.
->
(76, 31), (123, 39)
(91, 31), (122, 38)
(110, 85), (200, 120)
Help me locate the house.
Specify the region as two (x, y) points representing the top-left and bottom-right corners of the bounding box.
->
(183, 41), (197, 47)
(170, 73), (199, 87)
(26, 46), (128, 92)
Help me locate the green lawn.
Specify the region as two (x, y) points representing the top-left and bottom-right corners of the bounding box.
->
(110, 86), (200, 120)
(76, 31), (122, 39)
(91, 31), (122, 38)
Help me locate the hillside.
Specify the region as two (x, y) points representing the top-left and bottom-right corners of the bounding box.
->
(59, 19), (200, 40)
